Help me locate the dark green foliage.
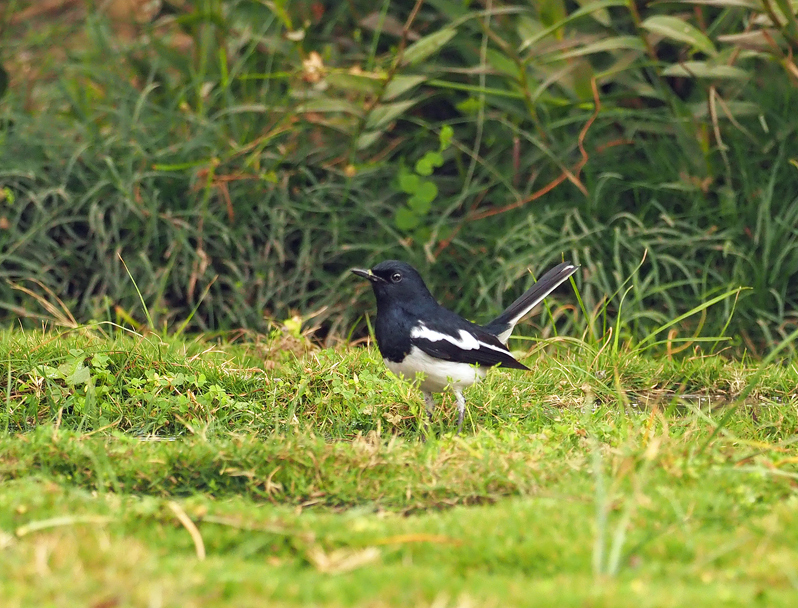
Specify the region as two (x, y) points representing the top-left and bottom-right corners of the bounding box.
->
(1, 1), (798, 350)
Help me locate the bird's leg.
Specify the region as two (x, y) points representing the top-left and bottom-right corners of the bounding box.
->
(454, 391), (466, 434)
(421, 391), (436, 441)
(422, 391), (436, 421)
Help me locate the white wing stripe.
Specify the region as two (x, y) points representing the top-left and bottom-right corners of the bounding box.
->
(410, 323), (509, 355)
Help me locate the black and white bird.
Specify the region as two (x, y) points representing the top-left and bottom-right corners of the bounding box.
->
(352, 260), (579, 433)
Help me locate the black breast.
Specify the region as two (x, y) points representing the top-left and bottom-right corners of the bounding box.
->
(374, 306), (415, 363)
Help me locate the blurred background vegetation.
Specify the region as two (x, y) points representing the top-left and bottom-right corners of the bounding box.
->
(1, 0), (798, 353)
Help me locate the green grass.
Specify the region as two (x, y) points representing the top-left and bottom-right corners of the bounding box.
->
(2, 328), (798, 605)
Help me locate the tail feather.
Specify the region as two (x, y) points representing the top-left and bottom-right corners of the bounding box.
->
(482, 262), (579, 343)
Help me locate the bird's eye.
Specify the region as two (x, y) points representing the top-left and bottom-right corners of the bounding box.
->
(390, 272), (402, 283)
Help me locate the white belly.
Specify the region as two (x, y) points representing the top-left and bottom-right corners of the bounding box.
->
(384, 346), (487, 393)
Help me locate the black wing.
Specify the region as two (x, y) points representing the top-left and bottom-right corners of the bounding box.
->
(410, 313), (529, 371)
(483, 261), (579, 342)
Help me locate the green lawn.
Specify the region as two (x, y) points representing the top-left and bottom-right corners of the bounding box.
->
(1, 329), (798, 606)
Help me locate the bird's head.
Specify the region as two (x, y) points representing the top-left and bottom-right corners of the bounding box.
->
(351, 260), (434, 309)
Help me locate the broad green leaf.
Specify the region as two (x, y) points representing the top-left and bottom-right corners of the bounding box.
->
(415, 159), (433, 176)
(384, 75), (426, 100)
(398, 168), (421, 193)
(772, 0), (798, 41)
(0, 187), (14, 205)
(641, 16), (717, 56)
(572, 60), (595, 102)
(415, 152), (444, 176)
(356, 130), (382, 149)
(365, 99), (417, 130)
(539, 0), (568, 29)
(395, 206), (420, 230)
(519, 0), (628, 51)
(689, 100), (762, 118)
(413, 226), (432, 242)
(439, 125), (454, 150)
(91, 353), (110, 367)
(456, 97), (483, 114)
(428, 151), (444, 168)
(552, 36), (646, 61)
(295, 98), (363, 116)
(67, 365), (91, 386)
(516, 16), (544, 49)
(408, 182), (437, 214)
(673, 0), (759, 7)
(717, 31), (785, 50)
(325, 72), (382, 94)
(662, 62), (749, 79)
(631, 83), (664, 100)
(39, 365), (61, 379)
(486, 48), (519, 78)
(573, 0), (611, 26)
(402, 28), (457, 65)
(415, 181), (438, 204)
(408, 196), (432, 216)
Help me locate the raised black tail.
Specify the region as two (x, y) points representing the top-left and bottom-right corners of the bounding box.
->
(482, 262), (579, 343)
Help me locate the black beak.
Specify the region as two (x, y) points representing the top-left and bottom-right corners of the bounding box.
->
(351, 268), (386, 283)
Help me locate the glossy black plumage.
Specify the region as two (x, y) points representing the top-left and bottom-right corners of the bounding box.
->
(482, 261), (581, 342)
(352, 259), (578, 432)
